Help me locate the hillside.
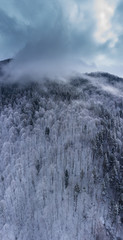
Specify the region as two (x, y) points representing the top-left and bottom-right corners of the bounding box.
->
(0, 62), (123, 240)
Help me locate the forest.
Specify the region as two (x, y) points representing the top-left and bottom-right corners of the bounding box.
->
(0, 69), (123, 240)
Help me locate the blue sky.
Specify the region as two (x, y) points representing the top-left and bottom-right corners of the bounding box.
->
(0, 0), (123, 75)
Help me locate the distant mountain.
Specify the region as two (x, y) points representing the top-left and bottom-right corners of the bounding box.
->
(0, 58), (12, 65)
(86, 71), (123, 83)
(0, 58), (12, 76)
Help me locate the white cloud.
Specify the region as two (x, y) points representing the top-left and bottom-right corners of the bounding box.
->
(94, 0), (118, 47)
(61, 0), (93, 31)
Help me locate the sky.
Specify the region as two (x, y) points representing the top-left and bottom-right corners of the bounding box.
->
(0, 0), (123, 76)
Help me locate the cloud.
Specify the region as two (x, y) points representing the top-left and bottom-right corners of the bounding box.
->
(0, 0), (123, 76)
(0, 8), (30, 59)
(0, 0), (96, 61)
(94, 0), (118, 47)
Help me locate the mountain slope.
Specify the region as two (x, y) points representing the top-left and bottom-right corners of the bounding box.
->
(0, 64), (123, 240)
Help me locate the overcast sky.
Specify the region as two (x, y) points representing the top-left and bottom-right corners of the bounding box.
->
(0, 0), (123, 75)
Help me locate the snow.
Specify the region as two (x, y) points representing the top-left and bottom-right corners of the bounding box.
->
(0, 73), (123, 239)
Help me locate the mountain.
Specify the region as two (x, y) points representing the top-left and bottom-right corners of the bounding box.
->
(0, 59), (12, 77)
(0, 60), (123, 240)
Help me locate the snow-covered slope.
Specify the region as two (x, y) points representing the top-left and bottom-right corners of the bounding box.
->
(0, 65), (123, 239)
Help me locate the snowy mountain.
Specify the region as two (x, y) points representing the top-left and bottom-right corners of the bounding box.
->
(0, 61), (123, 240)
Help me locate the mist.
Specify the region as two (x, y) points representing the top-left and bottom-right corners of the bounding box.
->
(0, 0), (103, 80)
(1, 0), (123, 79)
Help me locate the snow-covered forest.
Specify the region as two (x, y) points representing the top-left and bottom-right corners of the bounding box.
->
(0, 64), (123, 239)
